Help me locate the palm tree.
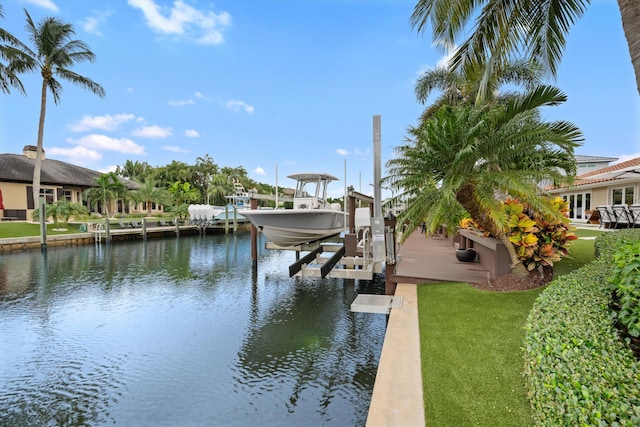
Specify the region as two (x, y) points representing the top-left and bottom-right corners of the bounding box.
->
(8, 10), (105, 211)
(84, 172), (126, 218)
(415, 59), (542, 118)
(207, 173), (230, 205)
(132, 179), (170, 216)
(410, 0), (640, 96)
(0, 5), (31, 95)
(384, 85), (582, 276)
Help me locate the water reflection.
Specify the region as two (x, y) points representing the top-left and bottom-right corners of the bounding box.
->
(0, 233), (386, 426)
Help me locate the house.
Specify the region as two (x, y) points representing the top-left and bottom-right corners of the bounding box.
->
(575, 155), (619, 175)
(0, 146), (158, 221)
(548, 156), (640, 222)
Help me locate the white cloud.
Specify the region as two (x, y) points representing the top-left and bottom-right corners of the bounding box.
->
(253, 167), (266, 176)
(80, 10), (112, 36)
(225, 100), (254, 113)
(168, 98), (194, 106)
(354, 148), (370, 157)
(24, 0), (58, 11)
(132, 125), (173, 138)
(48, 146), (102, 162)
(195, 92), (208, 100)
(101, 165), (119, 173)
(68, 134), (146, 154)
(185, 129), (200, 138)
(128, 0), (231, 45)
(68, 113), (136, 132)
(613, 152), (640, 164)
(336, 148), (349, 156)
(163, 145), (190, 153)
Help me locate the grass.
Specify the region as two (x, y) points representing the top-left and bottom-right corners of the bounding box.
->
(418, 227), (599, 426)
(0, 222), (84, 238)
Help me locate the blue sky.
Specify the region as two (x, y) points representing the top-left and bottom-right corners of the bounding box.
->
(1, 0), (638, 198)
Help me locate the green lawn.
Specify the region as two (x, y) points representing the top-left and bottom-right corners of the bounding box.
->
(418, 228), (599, 426)
(0, 222), (84, 238)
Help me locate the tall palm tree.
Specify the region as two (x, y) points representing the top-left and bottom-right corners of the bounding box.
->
(8, 10), (105, 211)
(0, 4), (31, 95)
(384, 85), (582, 276)
(410, 0), (640, 96)
(415, 58), (542, 119)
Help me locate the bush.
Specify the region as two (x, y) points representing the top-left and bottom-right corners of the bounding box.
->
(609, 239), (640, 339)
(523, 229), (640, 426)
(460, 197), (576, 271)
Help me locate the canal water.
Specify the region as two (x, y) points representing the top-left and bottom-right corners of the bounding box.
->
(0, 232), (387, 426)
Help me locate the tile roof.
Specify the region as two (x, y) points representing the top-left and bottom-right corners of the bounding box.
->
(548, 157), (640, 191)
(576, 157), (640, 179)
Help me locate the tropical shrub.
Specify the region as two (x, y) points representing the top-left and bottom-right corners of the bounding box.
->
(460, 197), (576, 271)
(609, 239), (640, 340)
(523, 229), (640, 426)
(32, 199), (88, 227)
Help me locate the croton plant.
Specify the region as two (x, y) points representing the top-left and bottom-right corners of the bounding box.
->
(461, 197), (577, 271)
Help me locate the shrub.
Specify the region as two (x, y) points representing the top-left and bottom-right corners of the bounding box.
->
(523, 229), (640, 426)
(609, 239), (640, 339)
(460, 197), (576, 271)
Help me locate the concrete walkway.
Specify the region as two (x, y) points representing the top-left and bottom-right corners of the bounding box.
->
(366, 283), (425, 427)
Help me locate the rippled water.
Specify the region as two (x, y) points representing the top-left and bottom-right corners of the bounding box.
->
(0, 232), (386, 426)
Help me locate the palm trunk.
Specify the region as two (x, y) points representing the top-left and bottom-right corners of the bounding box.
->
(456, 184), (528, 277)
(618, 0), (640, 95)
(494, 233), (529, 277)
(32, 78), (48, 212)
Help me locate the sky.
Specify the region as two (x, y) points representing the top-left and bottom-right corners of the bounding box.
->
(1, 0), (639, 199)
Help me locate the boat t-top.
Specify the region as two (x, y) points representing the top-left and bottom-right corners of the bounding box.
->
(241, 173), (348, 246)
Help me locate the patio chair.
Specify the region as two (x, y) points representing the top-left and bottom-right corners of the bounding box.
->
(612, 204), (634, 228)
(130, 219), (142, 228)
(117, 221), (129, 229)
(595, 205), (617, 229)
(629, 204), (640, 228)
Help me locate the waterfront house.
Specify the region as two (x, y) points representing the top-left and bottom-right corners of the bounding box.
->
(548, 156), (640, 222)
(0, 146), (158, 221)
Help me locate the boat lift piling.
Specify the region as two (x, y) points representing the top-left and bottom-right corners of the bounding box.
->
(250, 198), (258, 268)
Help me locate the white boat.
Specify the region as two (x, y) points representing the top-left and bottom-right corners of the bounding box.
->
(241, 173), (348, 246)
(212, 183), (253, 223)
(188, 183), (254, 225)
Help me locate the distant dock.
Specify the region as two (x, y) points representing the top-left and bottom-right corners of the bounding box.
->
(0, 219), (249, 254)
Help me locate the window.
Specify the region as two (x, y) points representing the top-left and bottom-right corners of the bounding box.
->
(63, 190), (73, 201)
(612, 187), (634, 205)
(40, 188), (54, 204)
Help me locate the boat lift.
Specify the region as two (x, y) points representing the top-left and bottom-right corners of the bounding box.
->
(267, 204), (385, 280)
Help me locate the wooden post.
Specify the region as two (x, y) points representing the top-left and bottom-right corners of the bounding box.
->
(142, 218), (147, 240)
(250, 198), (258, 268)
(39, 199), (47, 251)
(175, 217), (179, 237)
(105, 217), (111, 244)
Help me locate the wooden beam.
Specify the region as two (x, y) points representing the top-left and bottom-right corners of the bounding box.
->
(320, 245), (345, 278)
(289, 246), (323, 277)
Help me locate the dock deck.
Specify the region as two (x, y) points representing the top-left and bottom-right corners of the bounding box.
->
(392, 230), (490, 284)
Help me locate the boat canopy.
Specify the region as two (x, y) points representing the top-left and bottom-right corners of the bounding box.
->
(287, 173), (339, 182)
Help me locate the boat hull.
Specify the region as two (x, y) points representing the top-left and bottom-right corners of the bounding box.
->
(242, 209), (348, 246)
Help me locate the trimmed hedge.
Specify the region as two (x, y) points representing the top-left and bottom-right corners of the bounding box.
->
(523, 229), (640, 425)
